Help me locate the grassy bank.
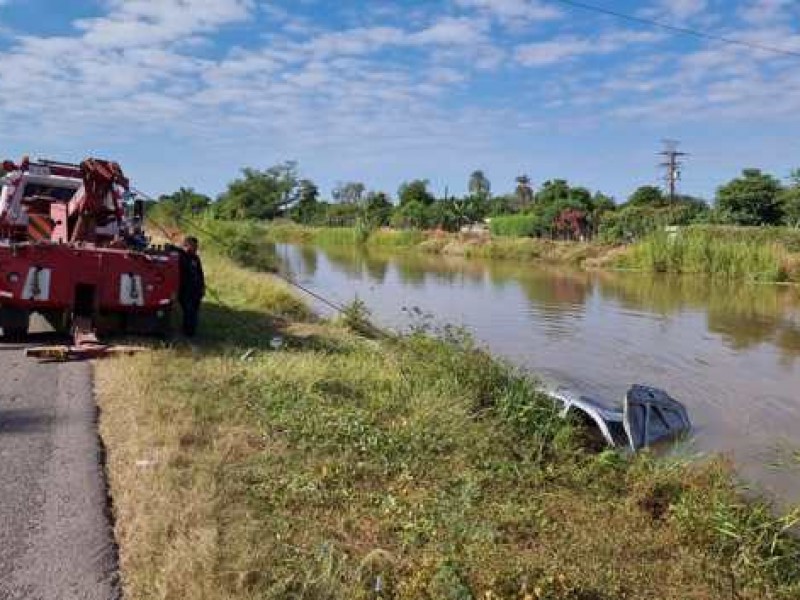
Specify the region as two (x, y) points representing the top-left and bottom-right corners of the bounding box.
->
(266, 222), (614, 265)
(96, 231), (800, 599)
(266, 222), (800, 282)
(612, 227), (800, 282)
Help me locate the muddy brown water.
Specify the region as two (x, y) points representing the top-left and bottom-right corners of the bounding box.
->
(275, 243), (800, 505)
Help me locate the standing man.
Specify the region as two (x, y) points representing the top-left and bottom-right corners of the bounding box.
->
(177, 236), (205, 337)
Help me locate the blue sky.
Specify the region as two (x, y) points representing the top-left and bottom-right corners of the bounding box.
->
(0, 0), (798, 201)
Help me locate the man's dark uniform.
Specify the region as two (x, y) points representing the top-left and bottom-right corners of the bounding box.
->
(177, 248), (205, 337)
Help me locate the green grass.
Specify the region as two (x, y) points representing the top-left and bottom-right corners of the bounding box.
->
(267, 223), (425, 249)
(367, 228), (426, 247)
(187, 220), (800, 284)
(95, 230), (800, 600)
(489, 215), (538, 238)
(691, 225), (800, 253)
(617, 228), (791, 282)
(265, 223), (608, 266)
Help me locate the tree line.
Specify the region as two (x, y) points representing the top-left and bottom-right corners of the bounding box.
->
(150, 162), (800, 242)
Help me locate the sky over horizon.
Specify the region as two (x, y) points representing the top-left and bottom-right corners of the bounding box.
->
(0, 0), (798, 201)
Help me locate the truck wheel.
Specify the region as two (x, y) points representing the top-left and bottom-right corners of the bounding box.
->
(4, 327), (29, 342)
(1, 308), (30, 342)
(41, 310), (71, 335)
(155, 308), (174, 339)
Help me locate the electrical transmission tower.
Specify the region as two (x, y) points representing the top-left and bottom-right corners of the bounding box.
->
(659, 140), (688, 203)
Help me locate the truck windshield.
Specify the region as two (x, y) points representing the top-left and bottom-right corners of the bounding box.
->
(22, 183), (76, 202)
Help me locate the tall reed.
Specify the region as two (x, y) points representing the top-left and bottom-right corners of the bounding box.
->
(620, 229), (788, 282)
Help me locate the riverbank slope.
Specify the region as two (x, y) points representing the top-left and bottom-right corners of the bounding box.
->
(95, 228), (800, 599)
(267, 223), (800, 283)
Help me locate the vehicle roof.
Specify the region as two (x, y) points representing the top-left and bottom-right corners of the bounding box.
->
(2, 172), (82, 189)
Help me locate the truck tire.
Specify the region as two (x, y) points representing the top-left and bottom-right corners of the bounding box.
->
(41, 310), (71, 335)
(0, 307), (30, 342)
(155, 308), (174, 339)
(120, 309), (173, 338)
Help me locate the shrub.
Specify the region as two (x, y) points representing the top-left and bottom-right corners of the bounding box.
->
(618, 228), (789, 282)
(489, 215), (538, 237)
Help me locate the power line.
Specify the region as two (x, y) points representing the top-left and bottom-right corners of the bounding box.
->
(547, 0), (800, 59)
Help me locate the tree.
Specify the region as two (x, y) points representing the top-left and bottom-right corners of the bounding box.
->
(627, 185), (666, 207)
(217, 162), (300, 220)
(782, 189), (800, 228)
(591, 192), (616, 214)
(554, 208), (589, 240)
(452, 194), (490, 225)
(157, 187), (212, 215)
(392, 200), (428, 229)
(535, 179), (570, 206)
(468, 170), (491, 200)
(292, 179), (320, 224)
(515, 175), (534, 210)
(332, 181), (366, 205)
(152, 187), (212, 224)
(780, 168), (800, 228)
(363, 191), (394, 227)
(715, 168), (784, 226)
(674, 195), (711, 222)
(426, 199), (460, 231)
(324, 202), (361, 226)
(587, 192), (616, 236)
(486, 194), (514, 216)
(398, 179), (435, 207)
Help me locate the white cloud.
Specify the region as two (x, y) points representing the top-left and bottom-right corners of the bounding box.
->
(74, 0), (254, 48)
(455, 0), (562, 25)
(304, 27), (406, 57)
(515, 30), (664, 66)
(652, 0), (708, 21)
(738, 0), (797, 24)
(410, 16), (488, 45)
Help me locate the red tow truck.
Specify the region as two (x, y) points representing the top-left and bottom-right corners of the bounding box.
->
(0, 156), (179, 354)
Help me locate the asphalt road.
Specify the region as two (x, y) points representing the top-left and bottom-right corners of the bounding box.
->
(0, 319), (119, 600)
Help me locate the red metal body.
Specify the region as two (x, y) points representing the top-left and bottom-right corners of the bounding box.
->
(0, 156), (180, 343)
(0, 244), (178, 312)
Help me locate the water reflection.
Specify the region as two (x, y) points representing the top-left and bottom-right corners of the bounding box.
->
(282, 243), (800, 360)
(298, 245), (318, 277)
(595, 272), (800, 358)
(278, 243), (800, 503)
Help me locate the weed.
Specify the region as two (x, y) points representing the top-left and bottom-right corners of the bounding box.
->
(618, 227), (792, 282)
(339, 297), (379, 337)
(490, 215), (538, 238)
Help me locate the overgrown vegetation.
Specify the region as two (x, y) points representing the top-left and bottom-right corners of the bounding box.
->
(490, 215), (538, 238)
(264, 222), (800, 281)
(265, 222), (610, 265)
(616, 227), (796, 282)
(96, 234), (800, 599)
(147, 162), (800, 285)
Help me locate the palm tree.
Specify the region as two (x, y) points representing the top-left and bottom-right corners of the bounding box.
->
(515, 174), (533, 210)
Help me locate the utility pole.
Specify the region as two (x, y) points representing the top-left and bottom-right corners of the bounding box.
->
(659, 140), (687, 203)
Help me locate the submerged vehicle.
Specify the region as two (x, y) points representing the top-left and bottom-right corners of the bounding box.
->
(0, 156), (179, 350)
(550, 384), (692, 452)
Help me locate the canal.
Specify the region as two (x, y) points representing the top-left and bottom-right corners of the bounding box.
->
(276, 243), (800, 504)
